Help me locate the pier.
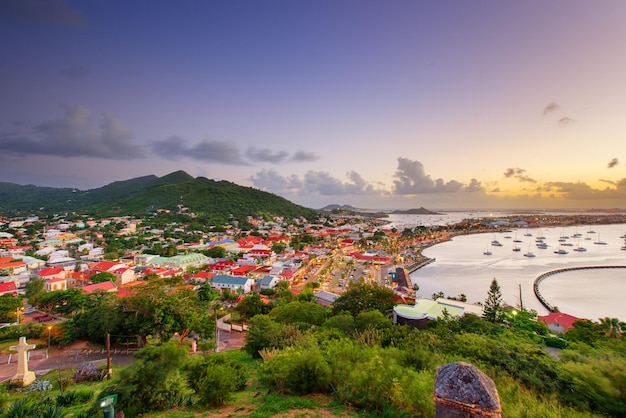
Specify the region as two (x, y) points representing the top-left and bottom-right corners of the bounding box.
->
(533, 265), (626, 312)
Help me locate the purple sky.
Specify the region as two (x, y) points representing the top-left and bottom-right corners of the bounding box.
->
(1, 0), (625, 210)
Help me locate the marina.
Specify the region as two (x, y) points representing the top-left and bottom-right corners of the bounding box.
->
(409, 221), (626, 321)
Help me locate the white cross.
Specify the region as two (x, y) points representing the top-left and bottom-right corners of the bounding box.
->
(9, 337), (37, 386)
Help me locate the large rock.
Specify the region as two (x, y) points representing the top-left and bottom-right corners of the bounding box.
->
(434, 362), (501, 418)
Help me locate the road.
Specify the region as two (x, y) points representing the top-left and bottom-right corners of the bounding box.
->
(0, 330), (247, 383)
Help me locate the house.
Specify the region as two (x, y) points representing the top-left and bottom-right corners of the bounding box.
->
(45, 276), (68, 292)
(190, 271), (215, 283)
(0, 281), (18, 296)
(314, 291), (340, 307)
(111, 267), (135, 285)
(82, 281), (118, 294)
(0, 258), (27, 275)
(538, 312), (579, 334)
(210, 275), (254, 294)
(38, 267), (66, 281)
(257, 275), (279, 290)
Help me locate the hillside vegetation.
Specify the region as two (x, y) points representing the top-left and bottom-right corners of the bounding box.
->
(1, 282), (624, 417)
(0, 171), (318, 224)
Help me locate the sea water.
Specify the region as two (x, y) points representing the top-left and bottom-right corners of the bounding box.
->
(403, 218), (626, 321)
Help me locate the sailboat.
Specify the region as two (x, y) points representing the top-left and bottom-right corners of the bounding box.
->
(483, 244), (492, 256)
(594, 234), (608, 245)
(573, 240), (587, 252)
(523, 243), (535, 257)
(554, 245), (568, 254)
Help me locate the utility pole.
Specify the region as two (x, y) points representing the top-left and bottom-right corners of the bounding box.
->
(519, 284), (523, 311)
(106, 333), (112, 379)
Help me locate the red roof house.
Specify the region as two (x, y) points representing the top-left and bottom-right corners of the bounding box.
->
(0, 281), (18, 296)
(538, 312), (579, 334)
(82, 281), (118, 294)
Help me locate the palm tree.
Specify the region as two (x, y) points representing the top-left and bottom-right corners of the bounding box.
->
(599, 317), (623, 338)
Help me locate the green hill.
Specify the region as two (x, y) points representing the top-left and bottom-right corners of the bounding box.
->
(0, 171), (318, 224)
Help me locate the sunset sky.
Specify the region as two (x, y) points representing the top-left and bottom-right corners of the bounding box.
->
(1, 0), (625, 210)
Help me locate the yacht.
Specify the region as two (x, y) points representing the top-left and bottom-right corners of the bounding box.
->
(594, 234), (608, 245)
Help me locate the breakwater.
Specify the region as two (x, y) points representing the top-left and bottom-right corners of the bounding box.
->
(407, 258), (436, 274)
(533, 265), (626, 312)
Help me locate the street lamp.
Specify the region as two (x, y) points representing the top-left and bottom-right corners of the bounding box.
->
(47, 326), (52, 349)
(512, 310), (518, 324)
(16, 307), (24, 324)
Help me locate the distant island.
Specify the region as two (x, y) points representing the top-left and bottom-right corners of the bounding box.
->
(391, 207), (441, 215)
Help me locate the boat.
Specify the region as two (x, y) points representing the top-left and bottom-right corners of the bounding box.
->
(523, 244), (535, 257)
(483, 249), (492, 256)
(561, 242), (573, 246)
(573, 240), (586, 252)
(594, 234), (608, 245)
(536, 242), (548, 249)
(512, 244), (521, 252)
(554, 245), (568, 254)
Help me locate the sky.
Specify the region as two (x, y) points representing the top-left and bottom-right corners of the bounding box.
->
(1, 0), (626, 210)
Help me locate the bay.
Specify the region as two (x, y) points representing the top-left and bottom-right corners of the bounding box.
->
(406, 217), (626, 321)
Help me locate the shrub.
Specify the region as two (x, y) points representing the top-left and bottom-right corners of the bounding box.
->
(259, 345), (331, 395)
(73, 361), (107, 382)
(186, 353), (248, 407)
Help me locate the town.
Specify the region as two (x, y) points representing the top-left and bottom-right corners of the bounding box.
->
(2, 209), (626, 327)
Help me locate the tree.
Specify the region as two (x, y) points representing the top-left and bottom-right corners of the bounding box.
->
(119, 278), (215, 345)
(0, 295), (23, 323)
(100, 341), (192, 416)
(25, 278), (45, 303)
(482, 278), (504, 323)
(235, 293), (270, 320)
(204, 246), (226, 259)
(332, 283), (396, 317)
(90, 271), (117, 284)
(598, 317), (624, 338)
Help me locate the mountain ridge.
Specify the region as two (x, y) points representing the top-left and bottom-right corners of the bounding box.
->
(0, 171), (318, 224)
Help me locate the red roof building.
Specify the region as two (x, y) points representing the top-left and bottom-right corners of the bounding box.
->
(0, 281), (18, 296)
(38, 267), (66, 280)
(82, 281), (118, 294)
(538, 312), (580, 334)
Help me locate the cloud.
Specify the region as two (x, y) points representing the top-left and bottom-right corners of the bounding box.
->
(0, 0), (87, 27)
(542, 102), (560, 115)
(290, 150), (319, 162)
(250, 169), (385, 196)
(607, 158), (619, 168)
(559, 117), (575, 126)
(150, 137), (247, 165)
(245, 147), (289, 164)
(392, 158), (483, 194)
(544, 180), (626, 200)
(0, 104), (141, 159)
(503, 167), (537, 183)
(59, 64), (90, 80)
